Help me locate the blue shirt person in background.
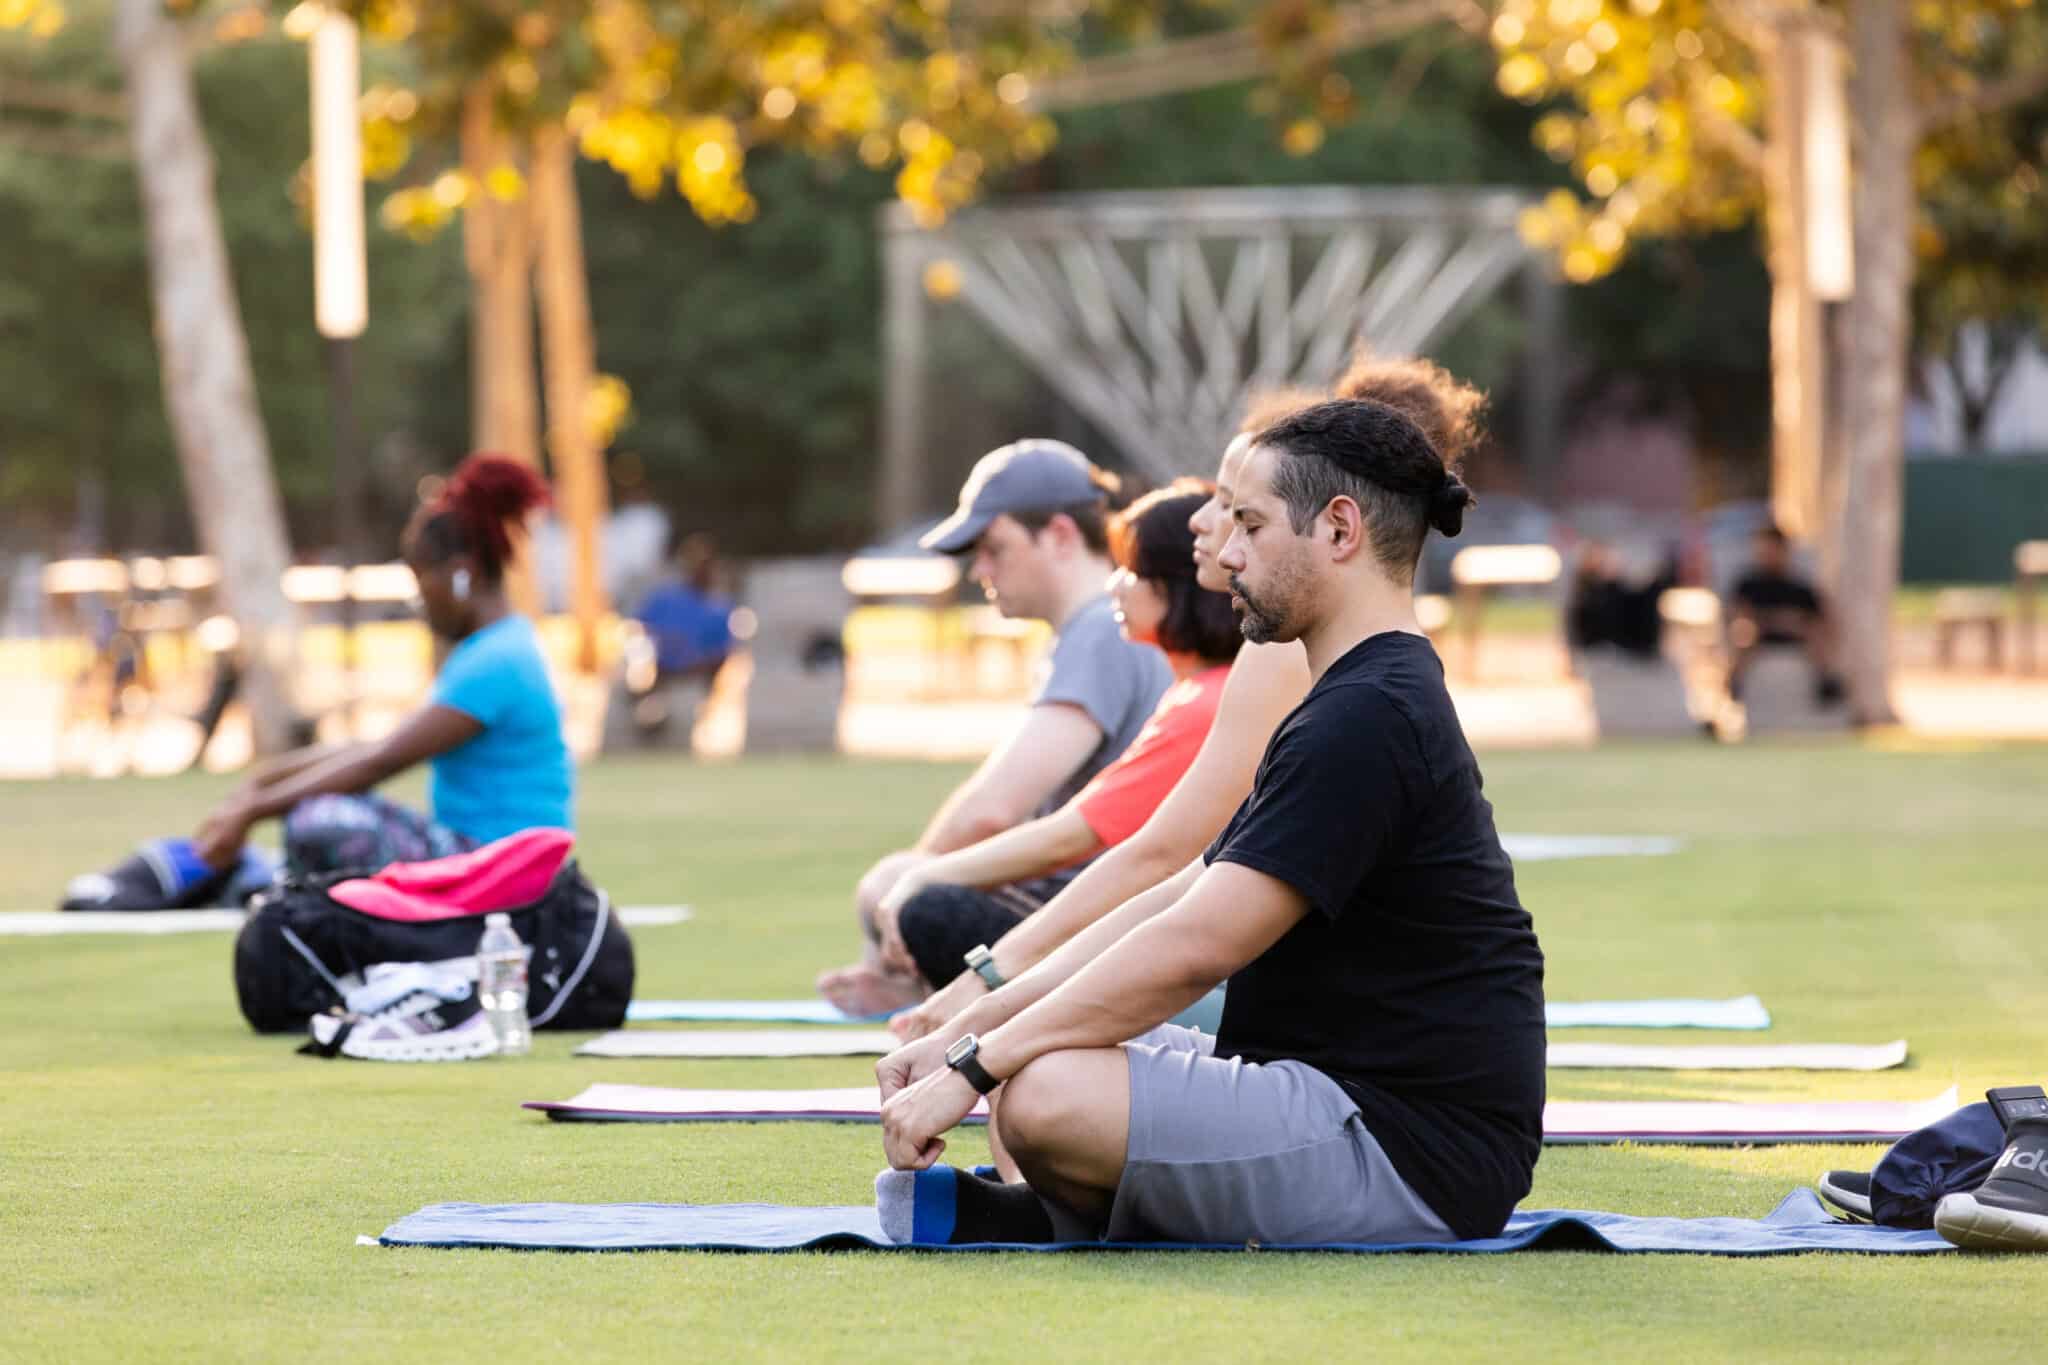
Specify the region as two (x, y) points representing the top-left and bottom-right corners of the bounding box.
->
(634, 532), (736, 681)
(191, 453), (573, 878)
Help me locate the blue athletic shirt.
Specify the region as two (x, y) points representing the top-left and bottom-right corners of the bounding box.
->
(428, 615), (574, 843)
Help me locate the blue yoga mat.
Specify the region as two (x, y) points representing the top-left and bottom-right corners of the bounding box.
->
(627, 1000), (893, 1024)
(379, 1188), (1947, 1256)
(625, 994), (1772, 1031)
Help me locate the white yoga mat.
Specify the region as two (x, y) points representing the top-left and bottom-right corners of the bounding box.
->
(1546, 1040), (1908, 1072)
(1547, 995), (1771, 1030)
(1500, 835), (1685, 862)
(0, 905), (693, 936)
(579, 1028), (902, 1058)
(526, 1082), (1957, 1144)
(622, 995), (1769, 1031)
(574, 1030), (1906, 1070)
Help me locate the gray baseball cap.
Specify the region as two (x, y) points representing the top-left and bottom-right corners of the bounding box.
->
(919, 439), (1110, 554)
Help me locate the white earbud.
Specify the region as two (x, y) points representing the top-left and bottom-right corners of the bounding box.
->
(453, 569), (471, 601)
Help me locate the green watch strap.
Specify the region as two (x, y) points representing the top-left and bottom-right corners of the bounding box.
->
(964, 944), (1006, 992)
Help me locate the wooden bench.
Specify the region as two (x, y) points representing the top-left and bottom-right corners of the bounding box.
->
(1447, 544), (1562, 681)
(2017, 540), (2048, 675)
(1932, 587), (2006, 671)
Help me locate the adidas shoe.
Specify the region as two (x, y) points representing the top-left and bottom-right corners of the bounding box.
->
(1817, 1169), (1874, 1221)
(1934, 1117), (2048, 1251)
(303, 987), (499, 1063)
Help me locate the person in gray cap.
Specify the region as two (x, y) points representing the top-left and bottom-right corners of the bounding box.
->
(818, 439), (1173, 1018)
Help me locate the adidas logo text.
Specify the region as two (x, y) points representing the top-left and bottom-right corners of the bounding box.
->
(1993, 1147), (2045, 1174)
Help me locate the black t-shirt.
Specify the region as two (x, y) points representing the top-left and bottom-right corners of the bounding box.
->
(1204, 631), (1547, 1240)
(1733, 572), (1821, 614)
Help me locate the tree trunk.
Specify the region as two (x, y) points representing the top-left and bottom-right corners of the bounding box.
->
(112, 0), (299, 756)
(1763, 25), (1828, 548)
(1832, 0), (1914, 726)
(533, 126), (610, 674)
(460, 79), (543, 616)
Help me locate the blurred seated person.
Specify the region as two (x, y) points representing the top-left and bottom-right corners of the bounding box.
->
(1726, 523), (1844, 706)
(1567, 541), (1677, 662)
(817, 439), (1173, 1017)
(634, 532), (736, 685)
(194, 453), (573, 878)
(871, 482), (1243, 993)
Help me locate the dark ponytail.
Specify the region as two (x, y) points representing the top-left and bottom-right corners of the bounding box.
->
(1430, 473), (1474, 538)
(412, 453), (552, 583)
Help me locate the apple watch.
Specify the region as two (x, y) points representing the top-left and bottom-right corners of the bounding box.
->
(944, 1032), (1001, 1095)
(963, 943), (1006, 992)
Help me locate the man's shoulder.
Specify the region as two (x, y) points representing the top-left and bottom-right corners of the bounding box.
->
(1051, 594), (1118, 646)
(1282, 649), (1456, 781)
(1048, 597), (1167, 681)
(1319, 638), (1450, 720)
(1278, 674), (1420, 758)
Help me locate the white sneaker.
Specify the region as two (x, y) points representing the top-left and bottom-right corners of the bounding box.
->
(305, 987), (500, 1063)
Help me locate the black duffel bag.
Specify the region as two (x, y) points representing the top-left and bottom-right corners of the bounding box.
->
(233, 831), (633, 1034)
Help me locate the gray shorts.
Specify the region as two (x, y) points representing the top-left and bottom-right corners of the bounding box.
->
(1056, 1024), (1455, 1246)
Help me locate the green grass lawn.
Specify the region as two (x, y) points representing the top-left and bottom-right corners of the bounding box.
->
(6, 744), (2048, 1362)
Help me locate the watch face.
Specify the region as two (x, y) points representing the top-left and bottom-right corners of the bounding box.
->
(945, 1034), (975, 1067)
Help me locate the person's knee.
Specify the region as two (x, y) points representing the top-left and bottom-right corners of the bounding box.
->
(999, 1054), (1088, 1163)
(854, 849), (923, 927)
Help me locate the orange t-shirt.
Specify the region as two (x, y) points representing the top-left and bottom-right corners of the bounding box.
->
(1073, 664), (1232, 849)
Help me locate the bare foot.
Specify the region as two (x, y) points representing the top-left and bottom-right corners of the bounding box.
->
(816, 961), (925, 1018)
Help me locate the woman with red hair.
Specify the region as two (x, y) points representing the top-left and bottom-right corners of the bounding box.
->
(191, 453), (573, 877)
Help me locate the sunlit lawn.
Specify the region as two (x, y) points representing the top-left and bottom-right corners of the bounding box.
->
(5, 743), (2047, 1362)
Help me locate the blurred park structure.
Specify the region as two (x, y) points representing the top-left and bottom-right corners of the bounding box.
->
(2, 0), (2046, 776)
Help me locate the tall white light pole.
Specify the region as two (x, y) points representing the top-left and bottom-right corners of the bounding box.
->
(310, 7), (367, 721)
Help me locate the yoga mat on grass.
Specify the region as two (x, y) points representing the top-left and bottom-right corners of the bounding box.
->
(626, 999), (893, 1024)
(1499, 834), (1685, 862)
(375, 1187), (1949, 1255)
(0, 905), (692, 935)
(526, 1084), (989, 1123)
(579, 1028), (902, 1058)
(1547, 1039), (1908, 1071)
(574, 1030), (1905, 1070)
(623, 994), (1772, 1030)
(525, 1083), (1958, 1144)
(1547, 995), (1770, 1030)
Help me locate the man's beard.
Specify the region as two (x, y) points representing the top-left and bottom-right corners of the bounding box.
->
(1230, 575), (1286, 644)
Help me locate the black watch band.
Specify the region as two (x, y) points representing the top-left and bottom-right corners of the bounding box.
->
(945, 1033), (1001, 1095)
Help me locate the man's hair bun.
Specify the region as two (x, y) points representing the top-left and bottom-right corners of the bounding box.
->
(1430, 474), (1474, 537)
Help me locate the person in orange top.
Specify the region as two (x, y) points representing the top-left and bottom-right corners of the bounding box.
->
(888, 352), (1488, 1047)
(873, 481), (1242, 993)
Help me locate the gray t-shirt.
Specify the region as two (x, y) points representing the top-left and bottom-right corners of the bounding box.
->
(1032, 594), (1174, 818)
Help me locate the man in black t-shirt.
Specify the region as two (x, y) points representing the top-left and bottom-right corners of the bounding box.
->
(873, 398), (1547, 1248)
(1726, 524), (1844, 706)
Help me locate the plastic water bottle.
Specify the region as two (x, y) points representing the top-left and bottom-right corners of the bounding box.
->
(476, 913), (532, 1056)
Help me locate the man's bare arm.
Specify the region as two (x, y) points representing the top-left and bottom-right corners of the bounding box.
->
(914, 703), (1103, 853)
(975, 641), (1307, 978)
(977, 862), (1303, 1076)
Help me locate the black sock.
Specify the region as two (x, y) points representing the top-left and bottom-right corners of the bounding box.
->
(950, 1169), (1057, 1244)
